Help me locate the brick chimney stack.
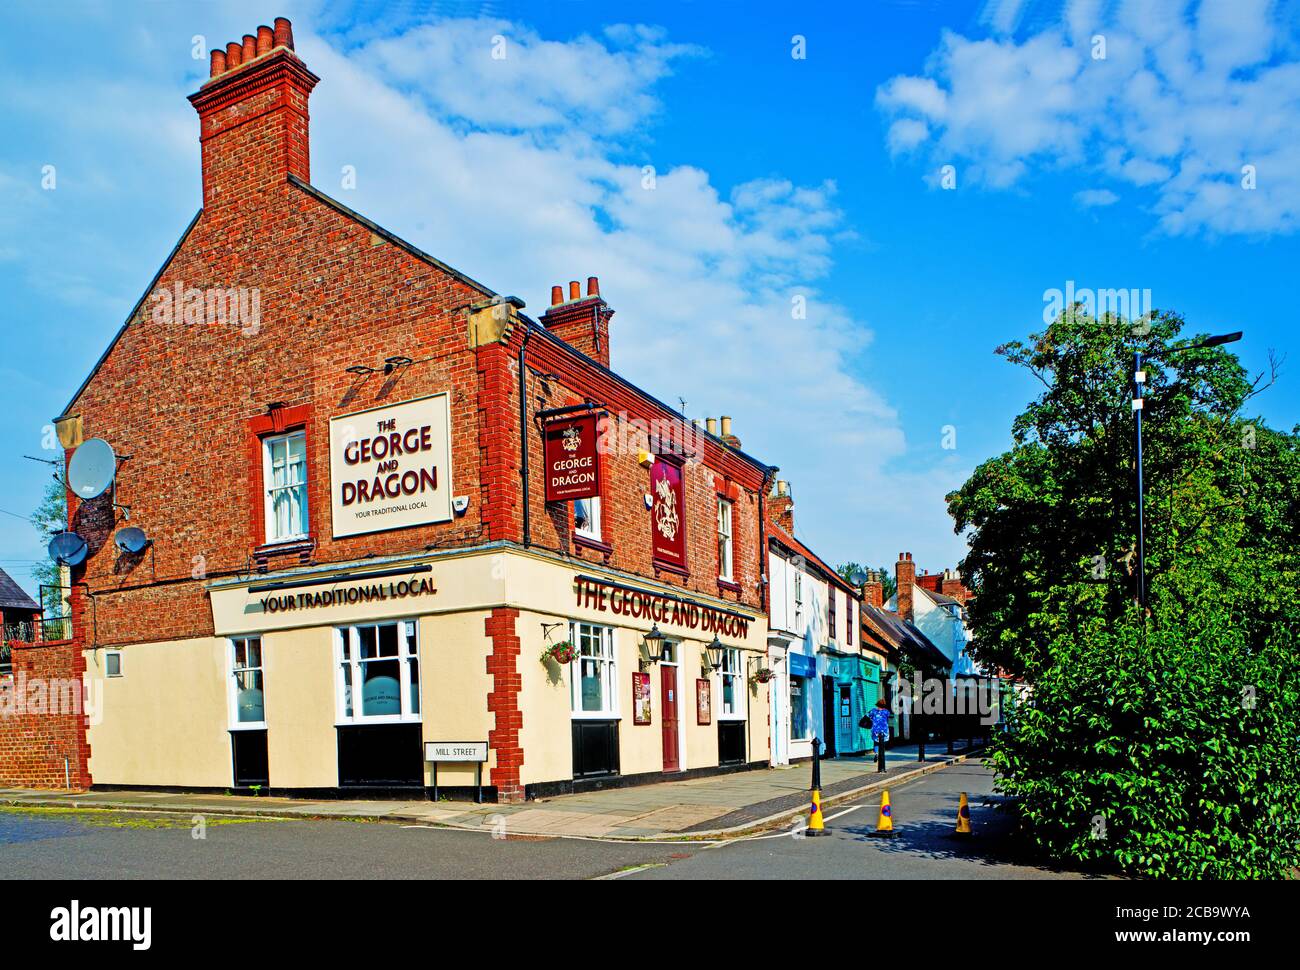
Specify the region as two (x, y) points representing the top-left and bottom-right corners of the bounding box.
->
(863, 569), (884, 610)
(189, 17), (319, 210)
(895, 552), (915, 622)
(769, 480), (794, 534)
(940, 568), (969, 603)
(540, 276), (614, 367)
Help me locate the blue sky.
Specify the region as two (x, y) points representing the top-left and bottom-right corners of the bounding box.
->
(1, 0), (1297, 598)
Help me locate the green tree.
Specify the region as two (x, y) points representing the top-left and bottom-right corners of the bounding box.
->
(948, 306), (1300, 878)
(30, 472), (66, 615)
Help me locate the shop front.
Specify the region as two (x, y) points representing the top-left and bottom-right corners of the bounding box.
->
(84, 546), (769, 801)
(787, 649), (818, 761)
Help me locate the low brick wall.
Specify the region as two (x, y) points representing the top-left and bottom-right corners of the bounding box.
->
(0, 639), (91, 789)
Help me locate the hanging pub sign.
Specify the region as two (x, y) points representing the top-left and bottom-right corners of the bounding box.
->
(649, 457), (687, 569)
(329, 394), (453, 538)
(543, 413), (600, 503)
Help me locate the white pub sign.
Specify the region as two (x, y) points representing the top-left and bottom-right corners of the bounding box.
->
(329, 394), (453, 538)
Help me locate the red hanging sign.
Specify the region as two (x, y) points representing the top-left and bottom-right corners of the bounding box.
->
(650, 458), (687, 569)
(543, 414), (600, 503)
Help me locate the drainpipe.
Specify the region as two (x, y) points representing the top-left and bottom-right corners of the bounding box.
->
(518, 326), (532, 548)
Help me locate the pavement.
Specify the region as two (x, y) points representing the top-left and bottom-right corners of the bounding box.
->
(0, 740), (983, 841)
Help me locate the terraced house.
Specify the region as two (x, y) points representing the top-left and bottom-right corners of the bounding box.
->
(30, 18), (777, 801)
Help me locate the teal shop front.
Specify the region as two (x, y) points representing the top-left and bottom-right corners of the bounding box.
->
(833, 656), (882, 755)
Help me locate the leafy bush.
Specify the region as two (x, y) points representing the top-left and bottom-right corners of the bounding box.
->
(991, 617), (1300, 878)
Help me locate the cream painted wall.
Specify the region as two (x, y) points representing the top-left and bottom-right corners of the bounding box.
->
(262, 626), (336, 788)
(419, 611), (495, 788)
(85, 638), (230, 788)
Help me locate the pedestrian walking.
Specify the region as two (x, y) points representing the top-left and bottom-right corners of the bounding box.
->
(861, 697), (891, 773)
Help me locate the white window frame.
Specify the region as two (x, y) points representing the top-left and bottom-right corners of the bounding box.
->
(574, 495), (602, 542)
(569, 621), (618, 719)
(794, 570), (804, 617)
(263, 430), (309, 544)
(228, 636), (266, 730)
(717, 498), (734, 581)
(719, 647), (745, 720)
(334, 619), (421, 725)
(105, 650), (123, 678)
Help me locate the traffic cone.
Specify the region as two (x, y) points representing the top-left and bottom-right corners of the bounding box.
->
(954, 791), (972, 836)
(870, 789), (895, 837)
(807, 787), (827, 836)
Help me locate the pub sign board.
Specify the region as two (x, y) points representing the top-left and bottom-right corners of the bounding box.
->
(543, 413), (600, 503)
(650, 458), (687, 568)
(330, 394), (453, 538)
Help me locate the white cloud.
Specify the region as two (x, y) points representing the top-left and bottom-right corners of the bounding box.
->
(1074, 188), (1118, 207)
(876, 1), (1300, 236)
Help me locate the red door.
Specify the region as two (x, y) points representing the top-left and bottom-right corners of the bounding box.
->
(661, 665), (680, 771)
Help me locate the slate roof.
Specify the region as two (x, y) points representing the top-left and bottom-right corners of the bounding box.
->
(861, 602), (950, 671)
(0, 567), (40, 612)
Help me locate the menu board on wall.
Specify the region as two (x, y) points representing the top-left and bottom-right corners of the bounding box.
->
(650, 458), (687, 568)
(633, 671), (652, 725)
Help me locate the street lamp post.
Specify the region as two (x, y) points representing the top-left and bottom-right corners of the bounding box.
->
(1130, 331), (1242, 615)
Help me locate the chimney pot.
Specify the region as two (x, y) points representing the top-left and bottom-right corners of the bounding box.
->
(587, 276), (600, 297)
(273, 17), (294, 50)
(242, 34), (257, 63)
(705, 417), (718, 436)
(210, 49), (227, 77)
(776, 479), (789, 496)
(550, 285), (563, 306)
(257, 25), (274, 56)
(225, 41), (243, 68)
(720, 416), (732, 437)
(568, 280), (581, 301)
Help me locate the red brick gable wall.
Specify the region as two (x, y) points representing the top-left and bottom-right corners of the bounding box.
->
(65, 179), (496, 647)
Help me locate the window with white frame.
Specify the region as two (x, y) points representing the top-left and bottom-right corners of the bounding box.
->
(794, 570), (804, 616)
(719, 647), (744, 719)
(105, 650), (123, 677)
(717, 498), (734, 581)
(264, 431), (308, 543)
(335, 620), (421, 723)
(570, 621), (617, 716)
(573, 496), (601, 541)
(229, 637), (265, 728)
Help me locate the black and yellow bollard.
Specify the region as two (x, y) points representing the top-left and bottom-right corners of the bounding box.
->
(954, 791), (972, 836)
(807, 737), (827, 836)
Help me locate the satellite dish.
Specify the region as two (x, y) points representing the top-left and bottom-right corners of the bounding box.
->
(48, 531), (89, 567)
(68, 438), (117, 499)
(115, 527), (149, 555)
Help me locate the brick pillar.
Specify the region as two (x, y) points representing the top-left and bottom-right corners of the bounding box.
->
(484, 608), (524, 802)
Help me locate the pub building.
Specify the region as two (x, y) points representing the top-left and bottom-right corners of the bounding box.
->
(52, 18), (774, 801)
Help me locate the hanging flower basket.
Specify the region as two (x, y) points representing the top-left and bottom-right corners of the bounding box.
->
(541, 640), (578, 665)
(752, 667), (776, 685)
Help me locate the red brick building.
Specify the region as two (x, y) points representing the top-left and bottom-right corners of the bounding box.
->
(31, 18), (775, 799)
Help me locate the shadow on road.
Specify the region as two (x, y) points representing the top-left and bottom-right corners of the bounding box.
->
(838, 792), (1119, 879)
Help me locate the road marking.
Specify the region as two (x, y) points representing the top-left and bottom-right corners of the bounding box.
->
(821, 805), (863, 823)
(595, 863), (666, 880)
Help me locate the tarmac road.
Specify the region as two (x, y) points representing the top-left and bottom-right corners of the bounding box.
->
(0, 759), (1097, 880)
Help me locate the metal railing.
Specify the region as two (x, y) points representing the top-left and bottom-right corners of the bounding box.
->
(2, 615), (73, 644)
